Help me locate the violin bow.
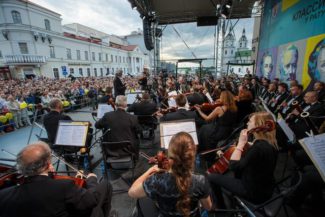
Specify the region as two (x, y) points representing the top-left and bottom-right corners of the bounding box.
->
(51, 153), (87, 179)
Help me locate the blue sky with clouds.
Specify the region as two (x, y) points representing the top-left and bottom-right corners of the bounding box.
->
(30, 0), (254, 63)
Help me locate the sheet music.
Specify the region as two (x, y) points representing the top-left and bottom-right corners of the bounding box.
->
(277, 118), (295, 142)
(205, 92), (213, 103)
(97, 104), (114, 118)
(299, 133), (325, 182)
(160, 120), (198, 149)
(261, 101), (276, 120)
(55, 122), (88, 147)
(127, 93), (142, 104)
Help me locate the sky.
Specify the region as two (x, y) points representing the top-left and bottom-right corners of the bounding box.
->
(30, 0), (254, 66)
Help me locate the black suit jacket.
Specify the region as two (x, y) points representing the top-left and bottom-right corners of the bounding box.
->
(290, 102), (325, 139)
(0, 175), (98, 217)
(187, 92), (207, 106)
(160, 109), (204, 128)
(127, 101), (158, 116)
(95, 109), (140, 157)
(43, 111), (72, 144)
(113, 77), (126, 96)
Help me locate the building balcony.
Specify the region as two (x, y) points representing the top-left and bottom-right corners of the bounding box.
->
(5, 55), (47, 65)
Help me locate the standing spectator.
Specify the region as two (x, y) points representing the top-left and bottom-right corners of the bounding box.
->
(6, 95), (23, 128)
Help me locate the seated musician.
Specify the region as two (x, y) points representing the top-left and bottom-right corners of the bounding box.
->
(268, 82), (289, 112)
(159, 94), (200, 124)
(95, 95), (140, 158)
(262, 82), (277, 103)
(0, 142), (112, 217)
(138, 71), (148, 91)
(288, 91), (325, 139)
(128, 132), (212, 216)
(98, 87), (113, 104)
(43, 98), (73, 144)
(187, 86), (207, 106)
(235, 85), (253, 102)
(195, 90), (237, 152)
(235, 85), (254, 122)
(208, 112), (278, 208)
(277, 84), (303, 116)
(314, 81), (325, 104)
(127, 92), (158, 128)
(43, 99), (93, 151)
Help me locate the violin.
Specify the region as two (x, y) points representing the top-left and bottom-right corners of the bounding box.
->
(140, 151), (170, 170)
(107, 98), (116, 110)
(49, 173), (87, 188)
(207, 120), (276, 174)
(0, 164), (24, 190)
(193, 102), (223, 112)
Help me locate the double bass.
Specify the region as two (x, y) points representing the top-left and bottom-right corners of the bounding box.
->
(207, 120), (276, 174)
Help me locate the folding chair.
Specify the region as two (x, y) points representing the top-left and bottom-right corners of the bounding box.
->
(100, 140), (136, 190)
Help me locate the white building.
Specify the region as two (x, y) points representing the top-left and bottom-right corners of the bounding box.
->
(222, 28), (253, 76)
(0, 0), (150, 79)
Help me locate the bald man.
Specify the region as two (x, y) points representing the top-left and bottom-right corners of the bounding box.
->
(0, 142), (112, 217)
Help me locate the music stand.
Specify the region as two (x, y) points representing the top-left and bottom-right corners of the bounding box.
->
(53, 121), (90, 172)
(159, 119), (198, 149)
(97, 104), (114, 119)
(127, 92), (143, 105)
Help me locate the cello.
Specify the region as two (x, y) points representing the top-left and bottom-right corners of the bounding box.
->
(207, 120), (276, 174)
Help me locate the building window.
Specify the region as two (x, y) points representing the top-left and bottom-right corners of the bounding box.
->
(106, 54), (108, 62)
(119, 56), (121, 63)
(94, 68), (97, 77)
(50, 46), (55, 58)
(12, 11), (22, 24)
(66, 48), (72, 59)
(85, 51), (89, 60)
(77, 50), (81, 60)
(44, 19), (51, 30)
(70, 68), (74, 74)
(92, 52), (95, 61)
(0, 50), (2, 58)
(106, 68), (110, 75)
(99, 53), (102, 61)
(225, 50), (227, 55)
(100, 68), (103, 77)
(123, 57), (125, 63)
(240, 43), (242, 47)
(231, 50), (233, 54)
(19, 43), (28, 54)
(136, 58), (139, 63)
(79, 68), (83, 76)
(112, 68), (114, 73)
(53, 68), (59, 79)
(115, 56), (117, 62)
(111, 55), (113, 62)
(87, 68), (90, 77)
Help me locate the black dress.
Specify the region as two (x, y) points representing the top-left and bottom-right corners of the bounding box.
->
(208, 139), (277, 206)
(143, 173), (211, 217)
(198, 109), (237, 151)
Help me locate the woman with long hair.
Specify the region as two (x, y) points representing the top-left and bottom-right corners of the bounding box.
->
(195, 90), (238, 152)
(128, 132), (212, 217)
(208, 112), (278, 208)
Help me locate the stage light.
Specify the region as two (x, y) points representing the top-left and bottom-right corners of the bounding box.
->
(220, 5), (230, 18)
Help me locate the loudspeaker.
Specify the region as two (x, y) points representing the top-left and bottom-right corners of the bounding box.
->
(197, 16), (219, 26)
(143, 18), (154, 50)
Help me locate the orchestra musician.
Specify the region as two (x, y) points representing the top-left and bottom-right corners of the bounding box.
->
(195, 90), (237, 152)
(277, 84), (304, 116)
(113, 70), (126, 97)
(44, 98), (93, 145)
(208, 112), (278, 208)
(313, 81), (325, 103)
(288, 91), (325, 140)
(268, 82), (289, 112)
(158, 94), (202, 127)
(95, 95), (140, 158)
(128, 132), (212, 216)
(0, 142), (112, 217)
(186, 86), (207, 107)
(98, 87), (113, 104)
(138, 71), (148, 91)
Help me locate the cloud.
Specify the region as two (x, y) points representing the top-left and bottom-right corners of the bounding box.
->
(30, 0), (254, 67)
(29, 0), (142, 35)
